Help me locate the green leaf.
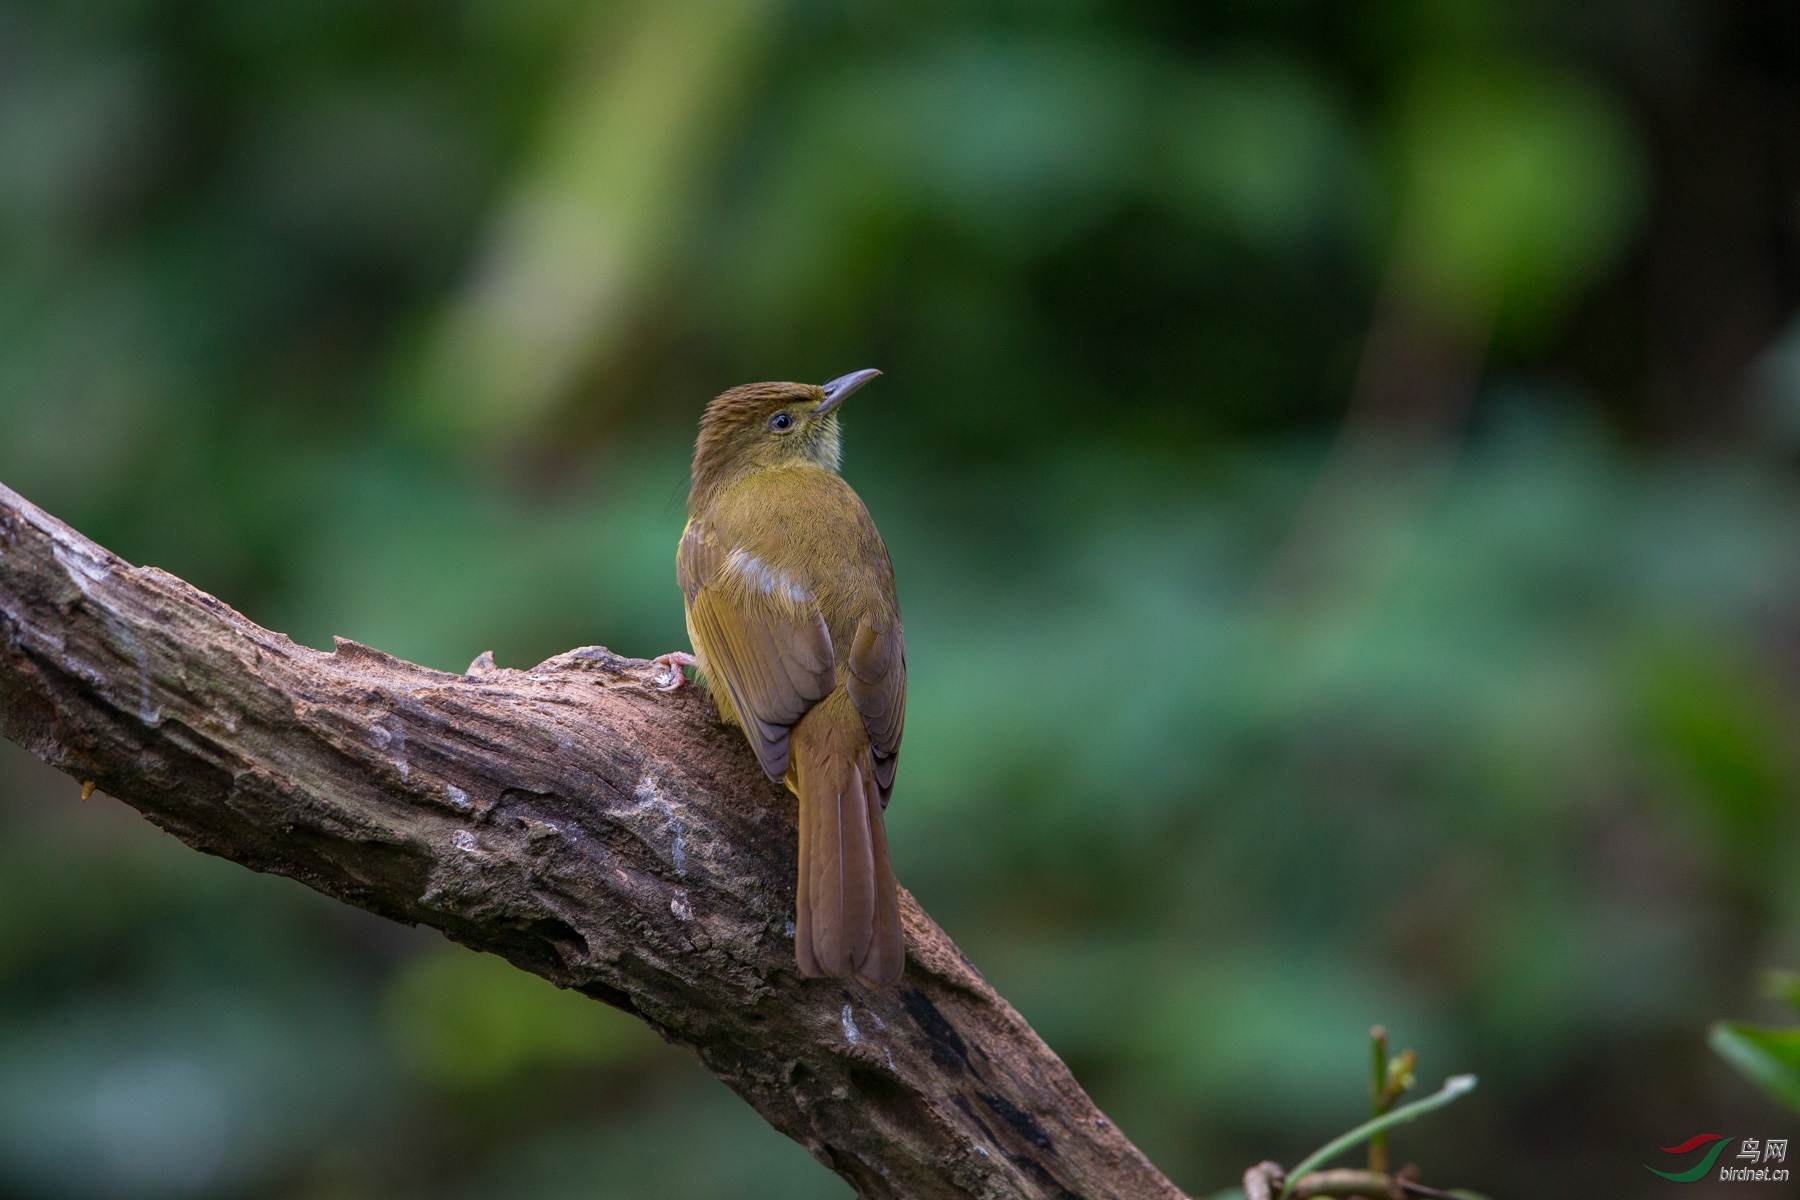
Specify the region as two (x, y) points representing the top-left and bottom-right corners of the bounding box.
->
(1710, 1020), (1800, 1114)
(1278, 1075), (1478, 1199)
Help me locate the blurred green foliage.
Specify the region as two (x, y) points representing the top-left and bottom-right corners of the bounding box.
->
(1, 0), (1798, 1198)
(1391, 60), (1643, 336)
(387, 947), (659, 1088)
(1711, 972), (1800, 1115)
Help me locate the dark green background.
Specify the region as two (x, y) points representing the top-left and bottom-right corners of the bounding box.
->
(2, 1), (1798, 1196)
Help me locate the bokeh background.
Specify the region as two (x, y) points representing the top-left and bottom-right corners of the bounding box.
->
(2, 1), (1799, 1197)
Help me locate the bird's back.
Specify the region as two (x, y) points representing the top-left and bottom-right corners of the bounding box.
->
(691, 465), (898, 667)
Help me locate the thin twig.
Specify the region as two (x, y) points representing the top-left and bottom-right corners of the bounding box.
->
(1289, 1166), (1401, 1198)
(1369, 1025), (1390, 1174)
(1278, 1076), (1478, 1200)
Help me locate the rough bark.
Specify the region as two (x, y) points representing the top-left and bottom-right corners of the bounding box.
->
(0, 482), (1186, 1200)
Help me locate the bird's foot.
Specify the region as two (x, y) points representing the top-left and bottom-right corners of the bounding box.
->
(650, 652), (698, 691)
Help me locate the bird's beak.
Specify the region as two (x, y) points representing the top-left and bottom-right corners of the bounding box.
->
(817, 368), (881, 415)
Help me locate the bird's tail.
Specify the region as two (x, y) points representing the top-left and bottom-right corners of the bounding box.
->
(787, 691), (903, 989)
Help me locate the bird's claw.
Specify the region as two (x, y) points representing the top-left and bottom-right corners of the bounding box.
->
(651, 652), (698, 691)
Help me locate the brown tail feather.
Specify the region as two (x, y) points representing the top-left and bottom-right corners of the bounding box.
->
(788, 693), (904, 988)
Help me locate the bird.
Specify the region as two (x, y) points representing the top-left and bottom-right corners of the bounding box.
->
(654, 369), (906, 989)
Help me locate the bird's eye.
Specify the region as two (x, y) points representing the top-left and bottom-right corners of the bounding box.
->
(769, 412), (795, 432)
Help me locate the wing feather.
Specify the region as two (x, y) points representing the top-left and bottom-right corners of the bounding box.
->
(679, 520), (836, 780)
(845, 616), (906, 808)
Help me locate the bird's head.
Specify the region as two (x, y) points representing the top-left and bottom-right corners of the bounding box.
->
(690, 369), (880, 508)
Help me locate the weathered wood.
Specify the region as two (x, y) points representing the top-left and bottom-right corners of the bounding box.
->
(0, 482), (1185, 1200)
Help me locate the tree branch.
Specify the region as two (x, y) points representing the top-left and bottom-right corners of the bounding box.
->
(0, 482), (1186, 1200)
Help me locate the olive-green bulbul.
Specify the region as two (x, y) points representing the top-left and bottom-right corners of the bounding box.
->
(656, 369), (905, 989)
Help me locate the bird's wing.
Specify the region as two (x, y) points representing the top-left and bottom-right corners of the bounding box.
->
(846, 614), (905, 808)
(679, 520), (836, 779)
